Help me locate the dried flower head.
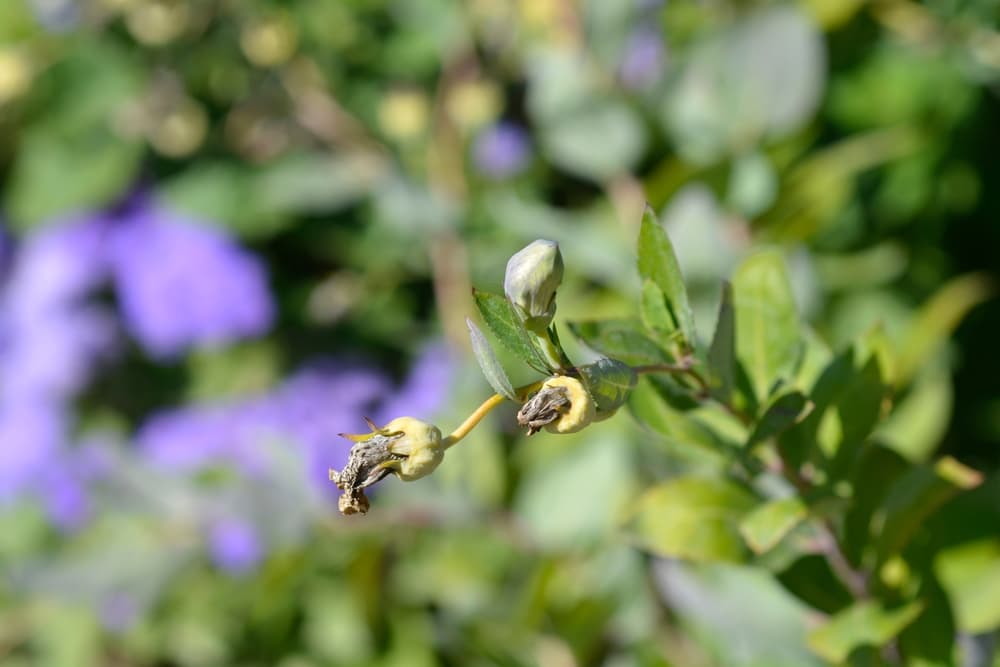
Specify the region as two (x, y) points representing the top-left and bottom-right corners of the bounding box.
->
(517, 376), (595, 435)
(330, 416), (443, 515)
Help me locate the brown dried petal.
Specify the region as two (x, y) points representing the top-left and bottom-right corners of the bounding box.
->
(516, 385), (570, 435)
(330, 431), (404, 515)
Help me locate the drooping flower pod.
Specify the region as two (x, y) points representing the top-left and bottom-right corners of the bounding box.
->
(503, 239), (564, 333)
(331, 416), (444, 515)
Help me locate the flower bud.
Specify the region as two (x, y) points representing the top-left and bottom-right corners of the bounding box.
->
(517, 375), (595, 435)
(504, 239), (564, 333)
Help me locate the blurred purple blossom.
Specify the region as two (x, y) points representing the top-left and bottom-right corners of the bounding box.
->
(0, 399), (66, 501)
(208, 518), (262, 574)
(473, 122), (532, 178)
(106, 196), (274, 358)
(136, 344), (453, 502)
(0, 218), (116, 402)
(620, 27), (666, 89)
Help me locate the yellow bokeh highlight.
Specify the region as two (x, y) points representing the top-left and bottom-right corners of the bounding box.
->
(378, 89), (430, 141)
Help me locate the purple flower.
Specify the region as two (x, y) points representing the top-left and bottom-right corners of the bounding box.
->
(374, 343), (453, 424)
(0, 218), (115, 402)
(620, 27), (666, 89)
(473, 122), (532, 178)
(136, 345), (453, 504)
(0, 399), (66, 501)
(106, 198), (274, 358)
(208, 518), (262, 574)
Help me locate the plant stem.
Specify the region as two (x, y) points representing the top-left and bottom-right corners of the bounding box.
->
(442, 380), (544, 449)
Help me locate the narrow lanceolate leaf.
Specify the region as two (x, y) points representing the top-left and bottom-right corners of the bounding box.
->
(739, 497), (807, 554)
(472, 290), (550, 372)
(640, 280), (679, 344)
(747, 391), (812, 448)
(896, 273), (993, 386)
(466, 318), (517, 401)
(807, 601), (924, 664)
(732, 250), (802, 405)
(637, 204), (696, 346)
(708, 281), (736, 403)
(568, 319), (672, 367)
(627, 475), (756, 563)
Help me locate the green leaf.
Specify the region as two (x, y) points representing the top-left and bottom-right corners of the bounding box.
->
(707, 281), (736, 403)
(6, 130), (142, 230)
(732, 250), (802, 404)
(472, 290), (549, 372)
(778, 345), (886, 472)
(899, 574), (958, 665)
(842, 444), (910, 566)
(739, 497), (807, 554)
(827, 355), (887, 477)
(776, 555), (854, 614)
(577, 358), (637, 416)
(637, 204), (696, 346)
(466, 318), (517, 401)
(935, 538), (1000, 633)
(807, 601), (924, 664)
(747, 391), (812, 447)
(896, 273), (993, 386)
(568, 319), (672, 367)
(627, 476), (756, 562)
(628, 377), (733, 463)
(640, 280), (679, 344)
(875, 457), (983, 564)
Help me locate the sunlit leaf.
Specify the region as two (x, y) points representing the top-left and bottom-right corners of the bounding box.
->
(637, 204), (697, 347)
(896, 273), (993, 386)
(467, 318), (517, 401)
(739, 497), (807, 554)
(472, 290), (549, 372)
(628, 377), (733, 464)
(732, 250), (801, 404)
(627, 476), (756, 562)
(935, 538), (1000, 633)
(640, 280), (679, 345)
(807, 601), (924, 663)
(568, 319), (672, 367)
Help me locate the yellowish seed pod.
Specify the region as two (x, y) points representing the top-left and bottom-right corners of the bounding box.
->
(541, 376), (595, 434)
(382, 417), (444, 481)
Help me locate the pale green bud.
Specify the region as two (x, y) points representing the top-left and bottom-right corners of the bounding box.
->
(504, 239), (564, 333)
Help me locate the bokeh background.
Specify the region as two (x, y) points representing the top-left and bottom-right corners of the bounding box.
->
(1, 0), (999, 665)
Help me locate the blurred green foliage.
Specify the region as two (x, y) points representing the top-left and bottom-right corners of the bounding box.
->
(2, 0), (1000, 666)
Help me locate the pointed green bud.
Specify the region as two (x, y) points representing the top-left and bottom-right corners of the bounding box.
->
(504, 239), (564, 333)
